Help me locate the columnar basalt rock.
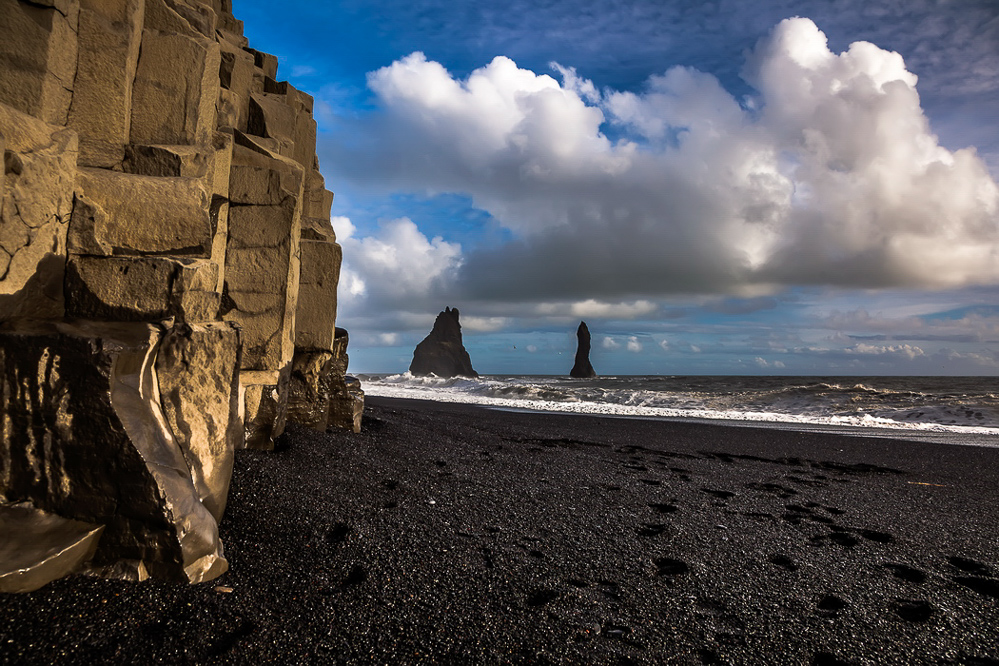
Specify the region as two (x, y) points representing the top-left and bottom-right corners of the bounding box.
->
(0, 0), (79, 126)
(68, 0), (144, 168)
(0, 0), (359, 589)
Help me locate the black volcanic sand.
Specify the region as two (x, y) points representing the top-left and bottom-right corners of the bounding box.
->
(3, 397), (999, 665)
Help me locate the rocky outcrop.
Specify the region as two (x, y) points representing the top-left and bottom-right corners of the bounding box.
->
(410, 307), (478, 378)
(570, 321), (597, 378)
(287, 328), (363, 434)
(0, 320), (232, 583)
(0, 0), (360, 589)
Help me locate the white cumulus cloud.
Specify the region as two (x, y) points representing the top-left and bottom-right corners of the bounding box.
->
(337, 217), (462, 311)
(378, 332), (400, 345)
(848, 343), (926, 359)
(461, 316), (511, 332)
(326, 17), (999, 309)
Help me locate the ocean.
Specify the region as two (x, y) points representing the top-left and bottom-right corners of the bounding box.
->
(358, 374), (999, 447)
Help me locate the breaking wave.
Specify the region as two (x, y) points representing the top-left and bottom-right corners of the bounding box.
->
(358, 373), (999, 443)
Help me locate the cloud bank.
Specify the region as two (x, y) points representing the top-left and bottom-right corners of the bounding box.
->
(327, 17), (999, 311)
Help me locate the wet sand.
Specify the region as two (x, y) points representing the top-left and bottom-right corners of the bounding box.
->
(2, 395), (998, 664)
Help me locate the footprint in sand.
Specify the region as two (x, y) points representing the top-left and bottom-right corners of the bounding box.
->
(811, 532), (860, 549)
(701, 489), (737, 501)
(948, 556), (993, 576)
(892, 599), (934, 622)
(768, 554), (798, 572)
(325, 522), (351, 545)
(745, 482), (798, 498)
(636, 523), (667, 537)
(654, 557), (690, 576)
(857, 528), (894, 544)
(782, 506), (809, 525)
(342, 564), (367, 587)
(206, 618), (259, 657)
(808, 514), (835, 525)
(785, 475), (826, 487)
(816, 594), (848, 615)
(953, 577), (999, 599)
(525, 588), (560, 607)
(812, 651), (852, 666)
(883, 563), (927, 584)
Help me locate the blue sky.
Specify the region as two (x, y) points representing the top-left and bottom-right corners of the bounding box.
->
(237, 0), (999, 375)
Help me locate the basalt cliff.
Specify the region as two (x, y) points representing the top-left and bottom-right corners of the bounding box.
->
(0, 0), (361, 590)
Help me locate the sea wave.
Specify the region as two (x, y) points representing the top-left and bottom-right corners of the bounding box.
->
(359, 373), (999, 439)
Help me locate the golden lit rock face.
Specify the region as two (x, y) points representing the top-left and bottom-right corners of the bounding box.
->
(69, 0), (144, 168)
(75, 167), (215, 256)
(296, 240), (342, 351)
(0, 0), (79, 126)
(0, 104), (78, 320)
(64, 254), (221, 322)
(155, 321), (243, 521)
(0, 0), (360, 588)
(0, 320), (228, 583)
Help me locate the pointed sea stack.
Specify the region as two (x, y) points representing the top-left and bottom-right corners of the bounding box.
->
(410, 307), (479, 378)
(570, 321), (597, 378)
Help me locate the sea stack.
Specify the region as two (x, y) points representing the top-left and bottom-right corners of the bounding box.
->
(410, 307), (479, 378)
(570, 321), (598, 378)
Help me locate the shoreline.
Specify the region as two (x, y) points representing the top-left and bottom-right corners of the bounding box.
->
(361, 374), (999, 448)
(484, 403), (999, 449)
(2, 396), (998, 663)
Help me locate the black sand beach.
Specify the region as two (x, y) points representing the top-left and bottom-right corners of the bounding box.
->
(2, 396), (998, 664)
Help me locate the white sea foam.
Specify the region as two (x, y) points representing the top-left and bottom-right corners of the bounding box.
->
(359, 373), (999, 444)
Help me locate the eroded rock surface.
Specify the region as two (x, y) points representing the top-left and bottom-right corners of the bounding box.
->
(288, 328), (364, 434)
(156, 321), (242, 521)
(0, 320), (228, 583)
(410, 307), (478, 378)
